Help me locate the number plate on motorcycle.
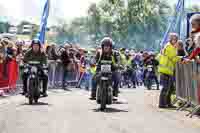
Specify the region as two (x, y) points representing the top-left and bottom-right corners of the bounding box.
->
(31, 66), (38, 73)
(101, 65), (111, 72)
(148, 68), (153, 72)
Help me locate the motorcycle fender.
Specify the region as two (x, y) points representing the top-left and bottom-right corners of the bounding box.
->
(101, 77), (109, 80)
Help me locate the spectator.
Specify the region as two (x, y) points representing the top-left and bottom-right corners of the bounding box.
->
(186, 35), (200, 63)
(183, 14), (200, 62)
(0, 43), (5, 64)
(3, 40), (14, 79)
(61, 44), (71, 90)
(177, 40), (186, 56)
(46, 45), (51, 57)
(185, 38), (195, 56)
(47, 44), (58, 88)
(158, 33), (181, 108)
(6, 42), (14, 59)
(190, 14), (200, 42)
(16, 41), (24, 56)
(77, 48), (86, 88)
(9, 47), (19, 90)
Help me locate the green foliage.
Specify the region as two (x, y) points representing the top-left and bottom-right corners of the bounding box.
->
(0, 22), (10, 33)
(187, 5), (200, 12)
(31, 24), (39, 39)
(53, 0), (171, 50)
(17, 21), (32, 34)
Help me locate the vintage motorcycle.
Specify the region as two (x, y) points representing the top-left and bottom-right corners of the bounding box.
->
(96, 60), (113, 111)
(24, 61), (48, 104)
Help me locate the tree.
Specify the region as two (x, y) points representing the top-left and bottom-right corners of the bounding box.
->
(187, 5), (200, 12)
(0, 22), (10, 33)
(17, 21), (32, 34)
(50, 0), (171, 50)
(31, 24), (39, 39)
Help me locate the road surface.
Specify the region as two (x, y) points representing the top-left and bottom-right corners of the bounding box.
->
(0, 87), (200, 133)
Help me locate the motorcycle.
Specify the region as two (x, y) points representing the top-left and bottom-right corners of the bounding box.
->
(24, 61), (48, 104)
(96, 60), (113, 111)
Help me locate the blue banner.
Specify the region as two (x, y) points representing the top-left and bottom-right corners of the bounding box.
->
(38, 0), (50, 44)
(160, 0), (184, 48)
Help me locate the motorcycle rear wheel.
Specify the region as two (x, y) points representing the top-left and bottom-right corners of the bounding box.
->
(100, 82), (107, 111)
(34, 98), (38, 103)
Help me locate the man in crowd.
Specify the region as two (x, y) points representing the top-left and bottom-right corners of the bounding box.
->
(143, 52), (159, 90)
(46, 43), (58, 88)
(61, 44), (71, 90)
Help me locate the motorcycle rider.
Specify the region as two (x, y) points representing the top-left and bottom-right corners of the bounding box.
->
(22, 39), (48, 97)
(119, 48), (126, 67)
(90, 37), (119, 100)
(124, 50), (137, 88)
(143, 52), (159, 90)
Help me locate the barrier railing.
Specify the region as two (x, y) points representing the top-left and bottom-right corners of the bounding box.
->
(176, 61), (200, 117)
(0, 59), (89, 93)
(0, 59), (19, 91)
(48, 60), (81, 88)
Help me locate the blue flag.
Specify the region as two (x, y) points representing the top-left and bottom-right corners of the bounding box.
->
(38, 0), (50, 44)
(160, 0), (184, 48)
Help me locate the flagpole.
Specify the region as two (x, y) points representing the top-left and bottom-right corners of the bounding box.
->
(38, 0), (50, 45)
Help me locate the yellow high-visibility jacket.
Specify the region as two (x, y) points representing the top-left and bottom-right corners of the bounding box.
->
(120, 52), (127, 66)
(90, 66), (96, 75)
(158, 42), (181, 76)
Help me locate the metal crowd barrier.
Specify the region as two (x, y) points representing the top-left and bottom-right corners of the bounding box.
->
(14, 60), (81, 90)
(176, 61), (200, 117)
(0, 60), (19, 91)
(47, 60), (81, 88)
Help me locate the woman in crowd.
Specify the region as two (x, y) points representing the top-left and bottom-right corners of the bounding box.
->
(185, 38), (195, 56)
(177, 40), (186, 56)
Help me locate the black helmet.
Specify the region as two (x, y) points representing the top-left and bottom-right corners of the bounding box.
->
(31, 39), (41, 47)
(101, 37), (113, 49)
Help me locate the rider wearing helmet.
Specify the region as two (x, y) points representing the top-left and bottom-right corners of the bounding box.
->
(22, 39), (48, 97)
(143, 52), (159, 90)
(119, 48), (126, 67)
(126, 50), (137, 88)
(90, 37), (119, 100)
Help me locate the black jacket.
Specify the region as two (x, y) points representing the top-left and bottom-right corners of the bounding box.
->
(96, 51), (118, 72)
(61, 51), (71, 67)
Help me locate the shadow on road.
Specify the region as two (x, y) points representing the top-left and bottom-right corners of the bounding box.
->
(93, 108), (129, 113)
(113, 101), (128, 104)
(48, 89), (72, 93)
(19, 102), (52, 106)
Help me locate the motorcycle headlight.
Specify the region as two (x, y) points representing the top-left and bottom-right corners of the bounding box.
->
(31, 66), (38, 73)
(44, 70), (48, 74)
(24, 68), (29, 73)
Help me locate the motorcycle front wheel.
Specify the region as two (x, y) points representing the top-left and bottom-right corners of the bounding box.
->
(100, 81), (107, 111)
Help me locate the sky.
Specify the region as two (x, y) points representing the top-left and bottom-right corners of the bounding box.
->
(0, 0), (100, 25)
(0, 0), (199, 25)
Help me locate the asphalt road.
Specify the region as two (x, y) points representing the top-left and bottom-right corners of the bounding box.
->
(0, 87), (200, 133)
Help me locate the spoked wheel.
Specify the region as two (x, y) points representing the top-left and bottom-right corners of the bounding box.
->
(96, 85), (101, 104)
(28, 78), (39, 105)
(28, 79), (34, 105)
(100, 82), (107, 111)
